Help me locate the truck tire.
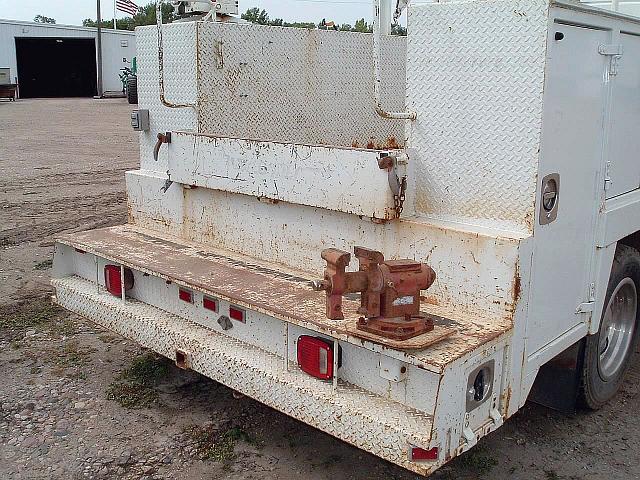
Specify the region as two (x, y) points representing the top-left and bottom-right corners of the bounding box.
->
(580, 244), (640, 409)
(127, 76), (138, 104)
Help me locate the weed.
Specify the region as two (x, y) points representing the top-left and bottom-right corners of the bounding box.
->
(98, 333), (120, 344)
(52, 341), (97, 368)
(185, 423), (255, 463)
(0, 298), (64, 336)
(545, 470), (561, 480)
(106, 352), (169, 409)
(106, 382), (159, 409)
(459, 447), (498, 476)
(34, 259), (53, 270)
(118, 352), (169, 386)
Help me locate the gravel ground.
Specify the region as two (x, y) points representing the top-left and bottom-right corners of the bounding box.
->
(1, 98), (639, 480)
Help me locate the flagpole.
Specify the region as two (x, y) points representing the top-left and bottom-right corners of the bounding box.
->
(114, 0), (117, 29)
(96, 0), (103, 98)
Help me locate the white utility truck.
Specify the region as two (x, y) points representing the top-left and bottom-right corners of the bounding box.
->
(52, 0), (640, 475)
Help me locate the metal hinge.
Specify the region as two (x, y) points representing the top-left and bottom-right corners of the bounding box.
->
(604, 161), (612, 190)
(599, 44), (623, 75)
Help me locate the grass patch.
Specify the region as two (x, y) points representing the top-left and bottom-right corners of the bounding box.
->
(0, 297), (67, 341)
(106, 352), (169, 409)
(98, 333), (120, 344)
(53, 340), (97, 368)
(34, 259), (53, 270)
(106, 382), (159, 409)
(184, 423), (255, 463)
(545, 470), (561, 480)
(459, 447), (498, 476)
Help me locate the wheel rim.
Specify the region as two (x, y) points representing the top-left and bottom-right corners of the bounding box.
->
(598, 277), (637, 381)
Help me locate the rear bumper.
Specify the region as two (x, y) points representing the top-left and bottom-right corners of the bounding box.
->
(52, 275), (438, 476)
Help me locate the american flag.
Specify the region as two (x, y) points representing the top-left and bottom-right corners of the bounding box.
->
(116, 0), (139, 16)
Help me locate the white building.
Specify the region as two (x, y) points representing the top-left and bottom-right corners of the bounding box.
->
(581, 0), (640, 16)
(0, 19), (136, 97)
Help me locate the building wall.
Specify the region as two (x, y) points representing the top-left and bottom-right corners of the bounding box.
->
(0, 19), (136, 94)
(581, 0), (640, 17)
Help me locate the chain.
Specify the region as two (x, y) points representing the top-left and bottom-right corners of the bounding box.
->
(394, 176), (407, 218)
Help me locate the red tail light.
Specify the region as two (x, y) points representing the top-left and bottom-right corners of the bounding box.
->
(297, 335), (334, 380)
(229, 306), (245, 323)
(104, 265), (134, 297)
(410, 447), (439, 461)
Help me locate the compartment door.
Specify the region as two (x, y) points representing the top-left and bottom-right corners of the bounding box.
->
(527, 23), (609, 355)
(606, 33), (640, 199)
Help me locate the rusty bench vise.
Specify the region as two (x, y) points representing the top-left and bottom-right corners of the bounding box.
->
(311, 247), (436, 340)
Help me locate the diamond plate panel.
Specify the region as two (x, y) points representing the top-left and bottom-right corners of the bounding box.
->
(136, 24), (198, 171)
(407, 0), (550, 233)
(196, 22), (406, 148)
(53, 275), (438, 476)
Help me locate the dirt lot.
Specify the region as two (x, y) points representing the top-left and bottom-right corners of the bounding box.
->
(1, 98), (639, 480)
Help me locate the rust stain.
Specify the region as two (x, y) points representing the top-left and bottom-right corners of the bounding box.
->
(502, 386), (513, 415)
(512, 266), (521, 305)
(364, 136), (403, 150)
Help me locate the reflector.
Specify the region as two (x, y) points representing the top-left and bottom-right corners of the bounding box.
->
(179, 288), (193, 303)
(203, 296), (218, 312)
(229, 306), (245, 323)
(297, 335), (333, 380)
(410, 447), (438, 461)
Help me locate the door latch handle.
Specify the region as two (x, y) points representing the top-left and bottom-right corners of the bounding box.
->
(153, 132), (171, 161)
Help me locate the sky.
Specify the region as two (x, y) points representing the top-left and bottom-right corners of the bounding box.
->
(0, 0), (378, 27)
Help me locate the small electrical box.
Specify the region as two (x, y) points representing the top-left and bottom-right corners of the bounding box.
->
(131, 109), (150, 131)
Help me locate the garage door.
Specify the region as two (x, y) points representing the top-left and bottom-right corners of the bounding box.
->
(15, 37), (97, 98)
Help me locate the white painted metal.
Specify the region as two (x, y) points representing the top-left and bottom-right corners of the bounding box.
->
(126, 170), (522, 320)
(0, 19), (135, 93)
(406, 0), (548, 235)
(605, 32), (640, 198)
(167, 132), (399, 219)
(526, 21), (609, 355)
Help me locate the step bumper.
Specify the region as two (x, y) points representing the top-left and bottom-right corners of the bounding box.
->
(52, 275), (439, 475)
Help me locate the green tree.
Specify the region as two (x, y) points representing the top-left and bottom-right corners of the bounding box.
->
(241, 7), (269, 25)
(391, 23), (407, 36)
(353, 18), (372, 33)
(34, 15), (56, 24)
(83, 2), (175, 30)
(339, 23), (352, 31)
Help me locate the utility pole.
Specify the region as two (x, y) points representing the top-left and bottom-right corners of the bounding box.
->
(95, 0), (104, 98)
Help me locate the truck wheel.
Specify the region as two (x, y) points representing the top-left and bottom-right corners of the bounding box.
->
(127, 76), (138, 104)
(580, 244), (640, 409)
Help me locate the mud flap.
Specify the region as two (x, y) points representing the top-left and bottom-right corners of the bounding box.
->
(528, 339), (586, 413)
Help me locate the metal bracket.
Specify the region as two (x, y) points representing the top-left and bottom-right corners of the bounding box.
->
(161, 177), (173, 193)
(576, 282), (596, 314)
(599, 44), (623, 76)
(576, 301), (594, 314)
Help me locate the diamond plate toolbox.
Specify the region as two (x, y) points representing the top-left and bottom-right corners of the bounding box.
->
(196, 22), (407, 148)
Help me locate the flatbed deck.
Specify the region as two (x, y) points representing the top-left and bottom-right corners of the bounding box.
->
(55, 224), (512, 372)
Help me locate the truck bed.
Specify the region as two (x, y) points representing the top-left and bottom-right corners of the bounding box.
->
(54, 224), (512, 373)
